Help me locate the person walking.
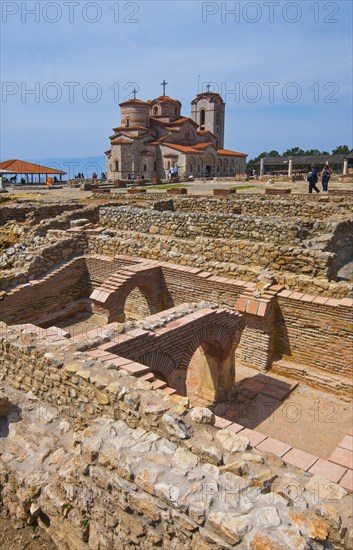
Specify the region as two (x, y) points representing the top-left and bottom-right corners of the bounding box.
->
(321, 163), (332, 192)
(307, 165), (320, 193)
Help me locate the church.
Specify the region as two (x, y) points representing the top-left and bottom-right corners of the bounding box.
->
(105, 83), (247, 181)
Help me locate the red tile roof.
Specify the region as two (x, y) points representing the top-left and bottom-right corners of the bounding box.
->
(152, 96), (181, 103)
(161, 143), (202, 154)
(119, 99), (150, 106)
(112, 125), (149, 132)
(111, 139), (133, 144)
(217, 149), (248, 157)
(193, 143), (213, 150)
(0, 159), (66, 175)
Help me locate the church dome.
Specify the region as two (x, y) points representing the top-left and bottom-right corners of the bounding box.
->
(150, 96), (181, 118)
(119, 98), (150, 128)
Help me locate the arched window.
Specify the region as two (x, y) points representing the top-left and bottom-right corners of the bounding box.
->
(115, 160), (119, 172)
(200, 109), (206, 130)
(126, 117), (130, 127)
(185, 131), (190, 141)
(198, 163), (201, 173)
(153, 106), (158, 116)
(190, 160), (194, 172)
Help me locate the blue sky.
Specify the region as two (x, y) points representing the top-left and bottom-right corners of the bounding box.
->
(1, 0), (352, 164)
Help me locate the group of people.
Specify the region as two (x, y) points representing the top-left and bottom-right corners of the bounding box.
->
(167, 167), (179, 180)
(74, 172), (106, 180)
(127, 174), (145, 181)
(307, 163), (332, 193)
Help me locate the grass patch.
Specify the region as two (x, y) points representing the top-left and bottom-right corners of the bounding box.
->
(145, 183), (191, 190)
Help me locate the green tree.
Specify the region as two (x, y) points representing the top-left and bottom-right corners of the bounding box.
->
(246, 151), (267, 171)
(304, 149), (321, 155)
(283, 147), (305, 156)
(332, 145), (350, 154)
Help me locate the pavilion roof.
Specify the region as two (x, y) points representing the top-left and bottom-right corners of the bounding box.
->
(0, 159), (66, 175)
(254, 151), (353, 166)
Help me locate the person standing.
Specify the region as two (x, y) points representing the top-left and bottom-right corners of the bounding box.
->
(321, 163), (332, 192)
(307, 165), (320, 193)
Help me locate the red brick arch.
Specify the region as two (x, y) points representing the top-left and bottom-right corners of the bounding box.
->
(134, 315), (244, 402)
(175, 322), (242, 402)
(138, 351), (178, 386)
(113, 274), (162, 319)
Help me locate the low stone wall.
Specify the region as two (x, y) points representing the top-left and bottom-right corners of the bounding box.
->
(0, 202), (84, 226)
(0, 327), (352, 549)
(104, 194), (353, 221)
(88, 231), (336, 281)
(99, 206), (312, 243)
(324, 219), (353, 271)
(29, 205), (100, 237)
(0, 234), (87, 291)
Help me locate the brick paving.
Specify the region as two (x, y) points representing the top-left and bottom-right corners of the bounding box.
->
(309, 459), (347, 484)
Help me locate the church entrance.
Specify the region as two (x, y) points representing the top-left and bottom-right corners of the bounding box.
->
(205, 154), (215, 178)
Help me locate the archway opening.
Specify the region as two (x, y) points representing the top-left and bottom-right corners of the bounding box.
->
(200, 109), (206, 130)
(186, 340), (225, 405)
(124, 285), (162, 321)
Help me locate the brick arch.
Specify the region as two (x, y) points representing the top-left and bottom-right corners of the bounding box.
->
(111, 274), (163, 321)
(177, 322), (242, 403)
(138, 352), (178, 386)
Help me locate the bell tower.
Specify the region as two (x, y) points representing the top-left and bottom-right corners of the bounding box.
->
(191, 91), (225, 148)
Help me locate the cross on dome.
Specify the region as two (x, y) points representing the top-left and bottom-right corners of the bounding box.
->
(161, 79), (168, 95)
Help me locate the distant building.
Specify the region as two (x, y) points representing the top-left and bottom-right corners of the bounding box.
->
(106, 88), (247, 180)
(254, 151), (353, 176)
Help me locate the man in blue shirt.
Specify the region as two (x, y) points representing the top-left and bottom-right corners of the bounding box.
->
(307, 165), (320, 193)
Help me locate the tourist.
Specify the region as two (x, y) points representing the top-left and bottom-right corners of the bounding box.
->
(307, 165), (320, 193)
(92, 172), (97, 180)
(321, 163), (332, 192)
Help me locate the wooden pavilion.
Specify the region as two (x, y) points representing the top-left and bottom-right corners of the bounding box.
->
(0, 159), (66, 183)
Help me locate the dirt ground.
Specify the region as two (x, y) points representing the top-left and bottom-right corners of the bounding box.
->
(0, 515), (56, 550)
(4, 175), (353, 203)
(215, 364), (353, 459)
